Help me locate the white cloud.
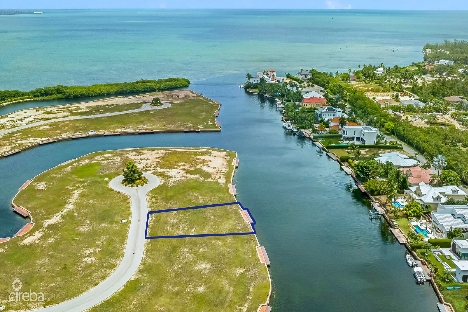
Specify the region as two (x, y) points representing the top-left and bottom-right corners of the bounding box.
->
(325, 1), (352, 9)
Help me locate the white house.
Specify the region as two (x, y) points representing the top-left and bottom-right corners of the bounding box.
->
(342, 125), (379, 145)
(451, 239), (468, 282)
(431, 204), (468, 238)
(375, 152), (419, 168)
(435, 60), (454, 66)
(315, 106), (343, 121)
(297, 70), (311, 80)
(406, 182), (467, 209)
(375, 67), (384, 76)
(302, 91), (324, 99)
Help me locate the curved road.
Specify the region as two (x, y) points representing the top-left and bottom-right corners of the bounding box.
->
(0, 102), (171, 136)
(34, 173), (160, 312)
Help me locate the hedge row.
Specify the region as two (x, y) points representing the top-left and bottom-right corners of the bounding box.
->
(428, 239), (452, 248)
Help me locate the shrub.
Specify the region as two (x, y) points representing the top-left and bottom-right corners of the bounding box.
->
(340, 155), (350, 162)
(428, 239), (452, 248)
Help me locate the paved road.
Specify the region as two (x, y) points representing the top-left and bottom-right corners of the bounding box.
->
(0, 102), (171, 136)
(34, 173), (160, 312)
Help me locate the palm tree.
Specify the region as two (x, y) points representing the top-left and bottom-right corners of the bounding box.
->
(433, 154), (447, 176)
(246, 73), (253, 81)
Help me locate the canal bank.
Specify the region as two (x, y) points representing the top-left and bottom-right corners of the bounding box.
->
(0, 80), (439, 311)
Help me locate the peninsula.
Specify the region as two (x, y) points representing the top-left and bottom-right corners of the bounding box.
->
(0, 148), (271, 311)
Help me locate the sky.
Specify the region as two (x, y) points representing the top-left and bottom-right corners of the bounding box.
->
(1, 0), (468, 10)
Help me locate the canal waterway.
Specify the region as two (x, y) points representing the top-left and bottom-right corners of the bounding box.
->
(0, 76), (438, 311)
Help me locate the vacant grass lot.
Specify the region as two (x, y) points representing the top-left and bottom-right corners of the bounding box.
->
(0, 148), (270, 311)
(0, 92), (219, 156)
(147, 204), (252, 237)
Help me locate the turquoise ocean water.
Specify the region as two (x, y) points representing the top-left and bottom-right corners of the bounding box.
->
(1, 9), (468, 311)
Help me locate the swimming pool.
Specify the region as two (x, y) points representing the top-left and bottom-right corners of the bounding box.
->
(414, 225), (429, 238)
(392, 201), (404, 209)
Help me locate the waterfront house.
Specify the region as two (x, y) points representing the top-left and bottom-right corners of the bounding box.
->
(400, 99), (426, 108)
(375, 152), (418, 168)
(329, 118), (359, 129)
(444, 96), (464, 104)
(301, 97), (328, 108)
(301, 85), (325, 95)
(431, 204), (468, 238)
(451, 239), (468, 282)
(315, 106), (343, 121)
(341, 125), (379, 145)
(406, 182), (467, 210)
(302, 91), (324, 99)
(377, 99), (399, 107)
(375, 67), (384, 76)
(297, 70), (311, 80)
(435, 60), (454, 65)
(399, 166), (433, 185)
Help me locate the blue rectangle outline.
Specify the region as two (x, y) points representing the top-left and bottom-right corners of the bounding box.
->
(145, 201), (256, 239)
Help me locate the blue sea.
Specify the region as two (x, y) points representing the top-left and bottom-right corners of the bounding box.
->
(1, 9), (468, 311)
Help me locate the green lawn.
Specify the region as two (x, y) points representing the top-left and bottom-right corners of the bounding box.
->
(395, 217), (412, 236)
(0, 148), (270, 311)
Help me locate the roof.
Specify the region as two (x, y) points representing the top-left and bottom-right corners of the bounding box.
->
(329, 125), (340, 130)
(302, 91), (324, 98)
(455, 240), (468, 249)
(453, 260), (468, 271)
(432, 213), (468, 232)
(399, 166), (433, 184)
(400, 99), (426, 108)
(377, 99), (399, 105)
(302, 97), (327, 104)
(409, 182), (466, 204)
(444, 96), (463, 102)
(346, 121), (360, 126)
(268, 69), (275, 72)
(375, 152), (418, 167)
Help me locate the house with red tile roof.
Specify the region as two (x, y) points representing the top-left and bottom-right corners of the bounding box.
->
(399, 166), (433, 185)
(301, 97), (327, 108)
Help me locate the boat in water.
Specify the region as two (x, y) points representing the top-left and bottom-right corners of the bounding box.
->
(282, 122), (293, 131)
(413, 266), (426, 284)
(34, 12), (43, 14)
(405, 253), (416, 267)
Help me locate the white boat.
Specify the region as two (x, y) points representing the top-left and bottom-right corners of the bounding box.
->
(282, 122), (292, 130)
(405, 254), (416, 267)
(34, 12), (43, 14)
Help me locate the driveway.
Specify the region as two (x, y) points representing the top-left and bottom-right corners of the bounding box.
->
(34, 173), (160, 312)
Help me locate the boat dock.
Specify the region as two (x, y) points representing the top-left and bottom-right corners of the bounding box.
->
(258, 304), (272, 312)
(390, 228), (407, 244)
(229, 184), (237, 196)
(233, 158), (239, 168)
(14, 222), (34, 237)
(257, 246), (270, 266)
(19, 180), (31, 191)
(240, 209), (253, 224)
(372, 202), (385, 215)
(12, 204), (30, 218)
(341, 166), (353, 175)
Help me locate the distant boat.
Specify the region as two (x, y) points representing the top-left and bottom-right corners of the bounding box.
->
(282, 122), (292, 131)
(33, 12), (43, 14)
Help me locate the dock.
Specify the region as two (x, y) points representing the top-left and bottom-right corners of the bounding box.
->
(257, 246), (270, 266)
(0, 237), (11, 244)
(240, 210), (253, 224)
(233, 158), (239, 168)
(372, 202), (385, 215)
(12, 204), (30, 218)
(229, 184), (237, 196)
(341, 166), (353, 175)
(14, 222), (34, 237)
(326, 152), (338, 161)
(390, 228), (407, 244)
(19, 180), (31, 191)
(258, 305), (271, 312)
